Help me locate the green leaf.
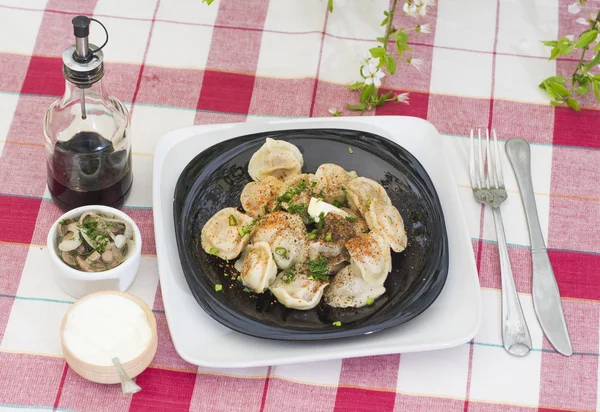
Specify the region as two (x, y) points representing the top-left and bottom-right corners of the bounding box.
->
(395, 32), (412, 56)
(386, 56), (396, 75)
(347, 81), (364, 90)
(577, 83), (590, 95)
(576, 30), (598, 48)
(549, 37), (576, 60)
(550, 100), (562, 107)
(202, 0), (215, 4)
(377, 91), (392, 106)
(594, 74), (600, 80)
(595, 42), (600, 51)
(360, 84), (372, 103)
(585, 52), (600, 69)
(541, 40), (558, 47)
(380, 17), (388, 26)
(594, 80), (600, 101)
(376, 37), (386, 44)
(346, 103), (367, 111)
(328, 0), (333, 12)
(546, 76), (567, 84)
(567, 98), (580, 111)
(369, 47), (386, 58)
(546, 80), (569, 97)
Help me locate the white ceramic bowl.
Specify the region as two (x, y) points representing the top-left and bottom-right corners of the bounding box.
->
(47, 205), (142, 299)
(60, 291), (157, 384)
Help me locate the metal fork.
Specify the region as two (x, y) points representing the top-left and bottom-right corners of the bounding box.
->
(470, 128), (532, 357)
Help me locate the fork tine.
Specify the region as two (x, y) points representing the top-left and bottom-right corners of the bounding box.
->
(469, 129), (479, 188)
(478, 128), (487, 189)
(493, 129), (504, 187)
(486, 129), (497, 189)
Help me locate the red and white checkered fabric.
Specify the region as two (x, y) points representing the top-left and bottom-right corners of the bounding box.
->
(0, 0), (598, 410)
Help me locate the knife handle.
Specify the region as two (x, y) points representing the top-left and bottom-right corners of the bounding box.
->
(505, 138), (573, 356)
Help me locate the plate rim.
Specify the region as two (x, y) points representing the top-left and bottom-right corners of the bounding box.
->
(152, 116), (482, 367)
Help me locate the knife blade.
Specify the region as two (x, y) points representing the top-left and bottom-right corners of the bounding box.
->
(505, 138), (573, 357)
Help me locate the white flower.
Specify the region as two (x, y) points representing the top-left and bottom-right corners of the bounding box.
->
(567, 2), (581, 14)
(328, 107), (341, 117)
(395, 92), (410, 104)
(417, 23), (431, 34)
(576, 17), (588, 25)
(408, 56), (424, 72)
(362, 62), (385, 87)
(404, 0), (434, 17)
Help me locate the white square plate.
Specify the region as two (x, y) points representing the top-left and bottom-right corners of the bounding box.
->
(152, 116), (481, 368)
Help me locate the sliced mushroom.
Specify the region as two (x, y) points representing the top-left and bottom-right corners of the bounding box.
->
(61, 251), (77, 266)
(114, 234), (126, 249)
(101, 250), (113, 263)
(110, 244), (124, 264)
(88, 251), (101, 262)
(58, 232), (82, 252)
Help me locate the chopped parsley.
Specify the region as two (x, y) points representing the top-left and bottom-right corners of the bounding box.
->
(228, 214), (237, 226)
(208, 247), (218, 255)
(316, 212), (325, 231)
(307, 257), (329, 281)
(59, 219), (68, 225)
(263, 205), (270, 215)
(311, 181), (317, 188)
(332, 321), (342, 327)
(243, 287), (253, 293)
(325, 232), (332, 242)
(78, 220), (111, 253)
(275, 247), (289, 259)
(287, 203), (307, 216)
(333, 199), (344, 208)
(345, 216), (357, 223)
(215, 284), (223, 292)
(341, 186), (347, 193)
(348, 147), (353, 154)
(282, 268), (295, 283)
(366, 297), (375, 305)
(277, 181), (308, 204)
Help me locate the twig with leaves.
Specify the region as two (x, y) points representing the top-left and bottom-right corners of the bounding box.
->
(539, 3), (600, 111)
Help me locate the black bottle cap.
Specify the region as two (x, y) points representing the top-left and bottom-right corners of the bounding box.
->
(72, 16), (90, 38)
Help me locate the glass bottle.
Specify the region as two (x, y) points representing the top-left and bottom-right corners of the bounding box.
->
(44, 16), (132, 211)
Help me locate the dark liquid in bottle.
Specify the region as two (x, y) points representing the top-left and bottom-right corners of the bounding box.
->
(47, 131), (133, 211)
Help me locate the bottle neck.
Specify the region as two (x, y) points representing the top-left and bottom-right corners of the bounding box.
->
(62, 78), (108, 105)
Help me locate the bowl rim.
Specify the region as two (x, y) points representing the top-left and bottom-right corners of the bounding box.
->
(46, 205), (143, 280)
(60, 290), (157, 371)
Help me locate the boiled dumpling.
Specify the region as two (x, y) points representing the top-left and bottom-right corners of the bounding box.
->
(252, 211), (308, 269)
(275, 174), (314, 219)
(248, 138), (303, 181)
(269, 265), (329, 310)
(345, 232), (391, 285)
(309, 241), (348, 273)
(313, 163), (357, 204)
(201, 208), (253, 260)
(345, 177), (391, 216)
(324, 265), (386, 308)
(240, 176), (284, 218)
(234, 242), (277, 293)
(365, 199), (407, 252)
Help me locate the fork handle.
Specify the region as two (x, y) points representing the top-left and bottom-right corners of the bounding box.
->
(492, 207), (532, 357)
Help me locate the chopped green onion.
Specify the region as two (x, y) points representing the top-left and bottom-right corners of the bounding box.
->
(345, 216), (357, 223)
(366, 297), (375, 305)
(208, 247), (218, 255)
(325, 233), (332, 242)
(228, 215), (237, 226)
(224, 273), (229, 277)
(308, 230), (317, 240)
(282, 269), (295, 283)
(311, 181), (317, 188)
(333, 200), (344, 208)
(387, 215), (393, 224)
(366, 199), (372, 208)
(237, 226), (249, 237)
(275, 247), (289, 259)
(348, 147), (354, 154)
(263, 205), (270, 215)
(332, 321), (342, 327)
(215, 284), (223, 292)
(243, 287), (253, 293)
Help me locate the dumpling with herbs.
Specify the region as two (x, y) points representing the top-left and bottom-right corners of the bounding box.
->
(251, 211), (309, 269)
(344, 177), (391, 216)
(345, 231), (391, 285)
(324, 265), (386, 308)
(240, 176), (284, 218)
(248, 138), (303, 181)
(201, 208), (254, 260)
(269, 264), (329, 310)
(275, 174), (315, 220)
(234, 242), (278, 293)
(312, 163), (357, 204)
(365, 199), (408, 252)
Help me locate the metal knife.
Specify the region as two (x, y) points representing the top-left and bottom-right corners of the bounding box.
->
(505, 138), (572, 356)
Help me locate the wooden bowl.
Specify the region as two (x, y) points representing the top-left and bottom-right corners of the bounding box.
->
(60, 291), (158, 384)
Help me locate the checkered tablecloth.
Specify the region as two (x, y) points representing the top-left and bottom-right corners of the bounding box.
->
(0, 0), (598, 410)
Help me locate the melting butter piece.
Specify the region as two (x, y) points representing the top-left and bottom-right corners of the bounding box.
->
(307, 197), (348, 222)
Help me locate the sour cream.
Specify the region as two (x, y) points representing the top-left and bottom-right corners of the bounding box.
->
(62, 294), (152, 366)
(307, 197), (349, 222)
